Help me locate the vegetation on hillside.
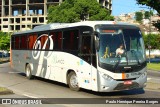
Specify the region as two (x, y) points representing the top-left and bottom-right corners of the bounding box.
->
(136, 0), (160, 31)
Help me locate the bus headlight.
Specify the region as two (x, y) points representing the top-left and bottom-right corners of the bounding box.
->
(141, 71), (147, 78)
(102, 73), (113, 81)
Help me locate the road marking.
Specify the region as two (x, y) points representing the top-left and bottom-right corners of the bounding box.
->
(147, 77), (160, 81)
(22, 94), (76, 107)
(23, 94), (38, 98)
(8, 71), (21, 74)
(150, 78), (160, 81)
(147, 78), (151, 81)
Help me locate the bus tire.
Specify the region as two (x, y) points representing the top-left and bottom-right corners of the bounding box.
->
(67, 72), (80, 91)
(25, 64), (33, 79)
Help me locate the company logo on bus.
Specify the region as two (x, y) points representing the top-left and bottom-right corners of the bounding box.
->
(32, 34), (54, 60)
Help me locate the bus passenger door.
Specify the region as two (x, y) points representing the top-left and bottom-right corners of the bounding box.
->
(91, 35), (98, 91)
(79, 35), (92, 89)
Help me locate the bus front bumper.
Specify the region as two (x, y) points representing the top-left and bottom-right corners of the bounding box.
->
(97, 71), (147, 92)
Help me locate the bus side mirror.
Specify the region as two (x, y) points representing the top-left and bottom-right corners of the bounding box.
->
(94, 31), (100, 51)
(95, 39), (100, 51)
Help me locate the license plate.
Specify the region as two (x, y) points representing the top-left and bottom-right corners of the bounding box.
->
(124, 80), (132, 85)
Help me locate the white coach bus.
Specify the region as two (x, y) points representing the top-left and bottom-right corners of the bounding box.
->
(11, 21), (147, 92)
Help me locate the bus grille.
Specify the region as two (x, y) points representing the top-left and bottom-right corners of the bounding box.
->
(114, 82), (139, 90)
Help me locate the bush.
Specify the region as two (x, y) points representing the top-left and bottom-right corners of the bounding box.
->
(0, 32), (11, 51)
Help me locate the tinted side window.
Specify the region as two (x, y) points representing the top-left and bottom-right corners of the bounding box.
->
(20, 35), (27, 49)
(50, 31), (62, 50)
(11, 36), (15, 49)
(57, 32), (62, 50)
(81, 36), (91, 63)
(38, 34), (49, 50)
(28, 34), (37, 49)
(15, 36), (20, 49)
(50, 32), (57, 49)
(63, 30), (79, 50)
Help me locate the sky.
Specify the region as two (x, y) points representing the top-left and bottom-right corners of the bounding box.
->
(112, 0), (151, 16)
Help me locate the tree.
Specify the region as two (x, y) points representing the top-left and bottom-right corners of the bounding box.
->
(0, 32), (10, 51)
(136, 0), (160, 31)
(143, 34), (160, 49)
(144, 11), (153, 19)
(144, 11), (150, 19)
(153, 20), (160, 31)
(135, 12), (143, 23)
(48, 0), (114, 23)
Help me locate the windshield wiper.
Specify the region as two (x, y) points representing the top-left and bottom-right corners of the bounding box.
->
(113, 56), (121, 71)
(113, 50), (128, 71)
(131, 50), (141, 66)
(121, 30), (129, 66)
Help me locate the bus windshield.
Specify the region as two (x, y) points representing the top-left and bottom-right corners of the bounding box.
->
(99, 28), (145, 66)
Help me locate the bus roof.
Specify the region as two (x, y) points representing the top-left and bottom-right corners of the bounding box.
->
(12, 21), (138, 35)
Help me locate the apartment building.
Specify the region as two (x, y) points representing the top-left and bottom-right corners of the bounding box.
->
(99, 0), (112, 13)
(0, 0), (112, 32)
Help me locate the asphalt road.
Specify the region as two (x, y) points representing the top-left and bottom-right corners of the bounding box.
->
(0, 62), (160, 107)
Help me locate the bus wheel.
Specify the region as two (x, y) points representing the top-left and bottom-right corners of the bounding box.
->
(25, 64), (33, 79)
(67, 72), (80, 91)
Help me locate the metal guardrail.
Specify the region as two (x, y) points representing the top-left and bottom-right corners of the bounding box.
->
(147, 58), (160, 63)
